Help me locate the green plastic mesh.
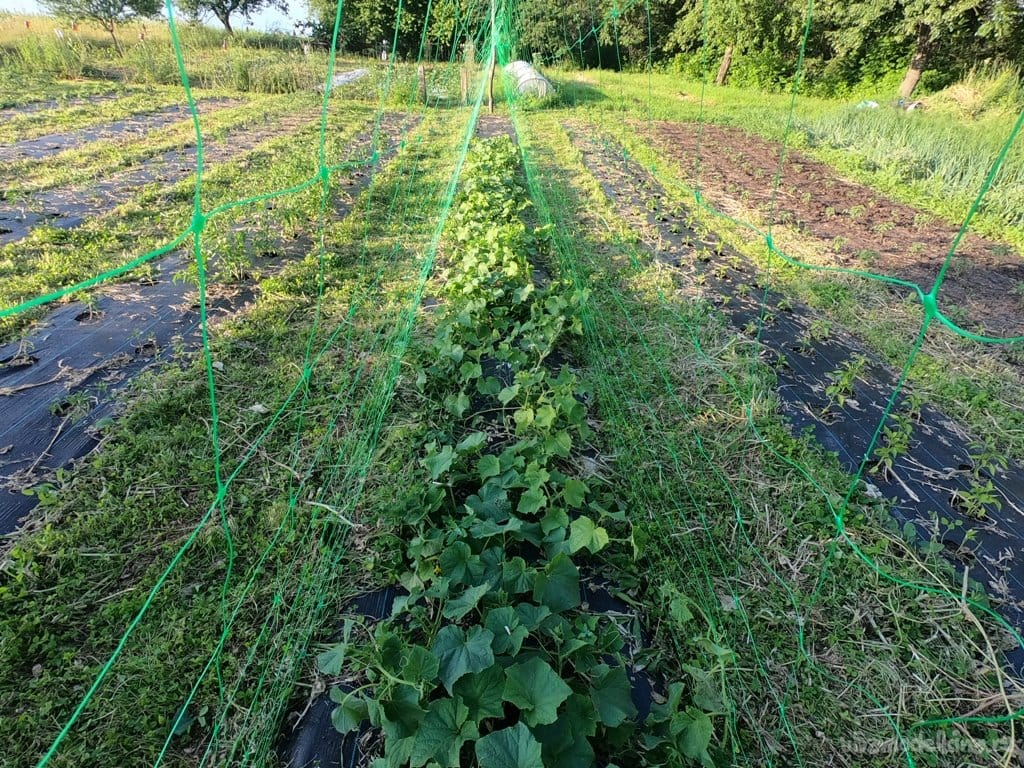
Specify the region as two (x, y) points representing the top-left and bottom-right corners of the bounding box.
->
(1, 0), (1022, 766)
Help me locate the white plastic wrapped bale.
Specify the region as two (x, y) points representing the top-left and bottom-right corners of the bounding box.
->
(503, 60), (554, 97)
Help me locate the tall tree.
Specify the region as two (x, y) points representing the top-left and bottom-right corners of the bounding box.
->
(176, 0), (288, 34)
(40, 0), (161, 52)
(669, 0), (806, 87)
(596, 0), (682, 68)
(817, 0), (1023, 97)
(896, 0), (983, 97)
(309, 0), (432, 58)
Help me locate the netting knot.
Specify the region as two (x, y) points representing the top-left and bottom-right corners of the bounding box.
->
(191, 212), (207, 233)
(922, 291), (938, 320)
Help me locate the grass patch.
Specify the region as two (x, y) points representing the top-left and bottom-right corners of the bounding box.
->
(514, 108), (1024, 768)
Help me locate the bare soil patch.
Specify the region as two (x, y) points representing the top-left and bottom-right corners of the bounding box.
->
(646, 121), (1024, 338)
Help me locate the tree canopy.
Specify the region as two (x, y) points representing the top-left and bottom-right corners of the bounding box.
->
(175, 0), (289, 34)
(310, 0), (1024, 97)
(40, 0), (161, 52)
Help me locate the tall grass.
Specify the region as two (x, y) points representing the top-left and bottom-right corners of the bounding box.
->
(796, 104), (1024, 230)
(0, 13), (317, 93)
(6, 33), (88, 78)
(928, 62), (1024, 119)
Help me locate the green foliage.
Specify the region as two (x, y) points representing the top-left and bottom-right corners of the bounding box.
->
(320, 138), (722, 766)
(39, 0), (161, 50)
(308, 0), (448, 58)
(872, 411), (914, 475)
(475, 722), (545, 768)
(824, 354), (868, 411)
(175, 0), (288, 35)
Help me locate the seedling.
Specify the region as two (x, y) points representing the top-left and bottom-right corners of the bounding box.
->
(824, 354), (867, 411)
(50, 391), (93, 422)
(912, 212), (932, 230)
(952, 479), (1001, 520)
(902, 391), (925, 422)
(1012, 281), (1024, 308)
(871, 412), (913, 476)
(808, 318), (831, 341)
(872, 220), (896, 243)
(855, 249), (880, 266)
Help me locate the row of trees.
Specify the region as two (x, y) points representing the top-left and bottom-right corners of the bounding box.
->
(310, 0), (1024, 97)
(35, 0), (1024, 96)
(39, 0), (287, 52)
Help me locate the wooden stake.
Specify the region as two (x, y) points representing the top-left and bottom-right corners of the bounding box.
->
(462, 39), (476, 105)
(488, 0), (496, 114)
(488, 55), (495, 114)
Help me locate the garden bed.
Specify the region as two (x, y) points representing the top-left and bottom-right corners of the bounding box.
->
(568, 123), (1024, 668)
(0, 96), (240, 163)
(645, 120), (1024, 338)
(0, 106), (319, 244)
(0, 111), (418, 536)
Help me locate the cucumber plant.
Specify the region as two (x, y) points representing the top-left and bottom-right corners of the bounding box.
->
(318, 138), (723, 768)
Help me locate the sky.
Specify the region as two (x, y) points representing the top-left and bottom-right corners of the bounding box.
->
(0, 0), (310, 33)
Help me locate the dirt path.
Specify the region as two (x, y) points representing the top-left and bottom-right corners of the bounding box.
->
(0, 109), (319, 245)
(0, 113), (419, 539)
(475, 114), (517, 141)
(568, 123), (1024, 666)
(0, 92), (121, 117)
(645, 121), (1024, 339)
(0, 97), (241, 163)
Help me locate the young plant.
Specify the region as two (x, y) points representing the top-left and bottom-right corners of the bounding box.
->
(320, 138), (721, 768)
(871, 412), (913, 476)
(824, 354), (867, 412)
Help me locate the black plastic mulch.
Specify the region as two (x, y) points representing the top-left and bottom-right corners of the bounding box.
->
(566, 125), (1024, 674)
(0, 113), (420, 537)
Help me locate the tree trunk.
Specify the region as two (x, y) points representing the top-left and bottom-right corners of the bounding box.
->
(106, 23), (123, 55)
(488, 53), (495, 113)
(898, 26), (929, 99)
(715, 44), (734, 86)
(217, 12), (234, 35)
